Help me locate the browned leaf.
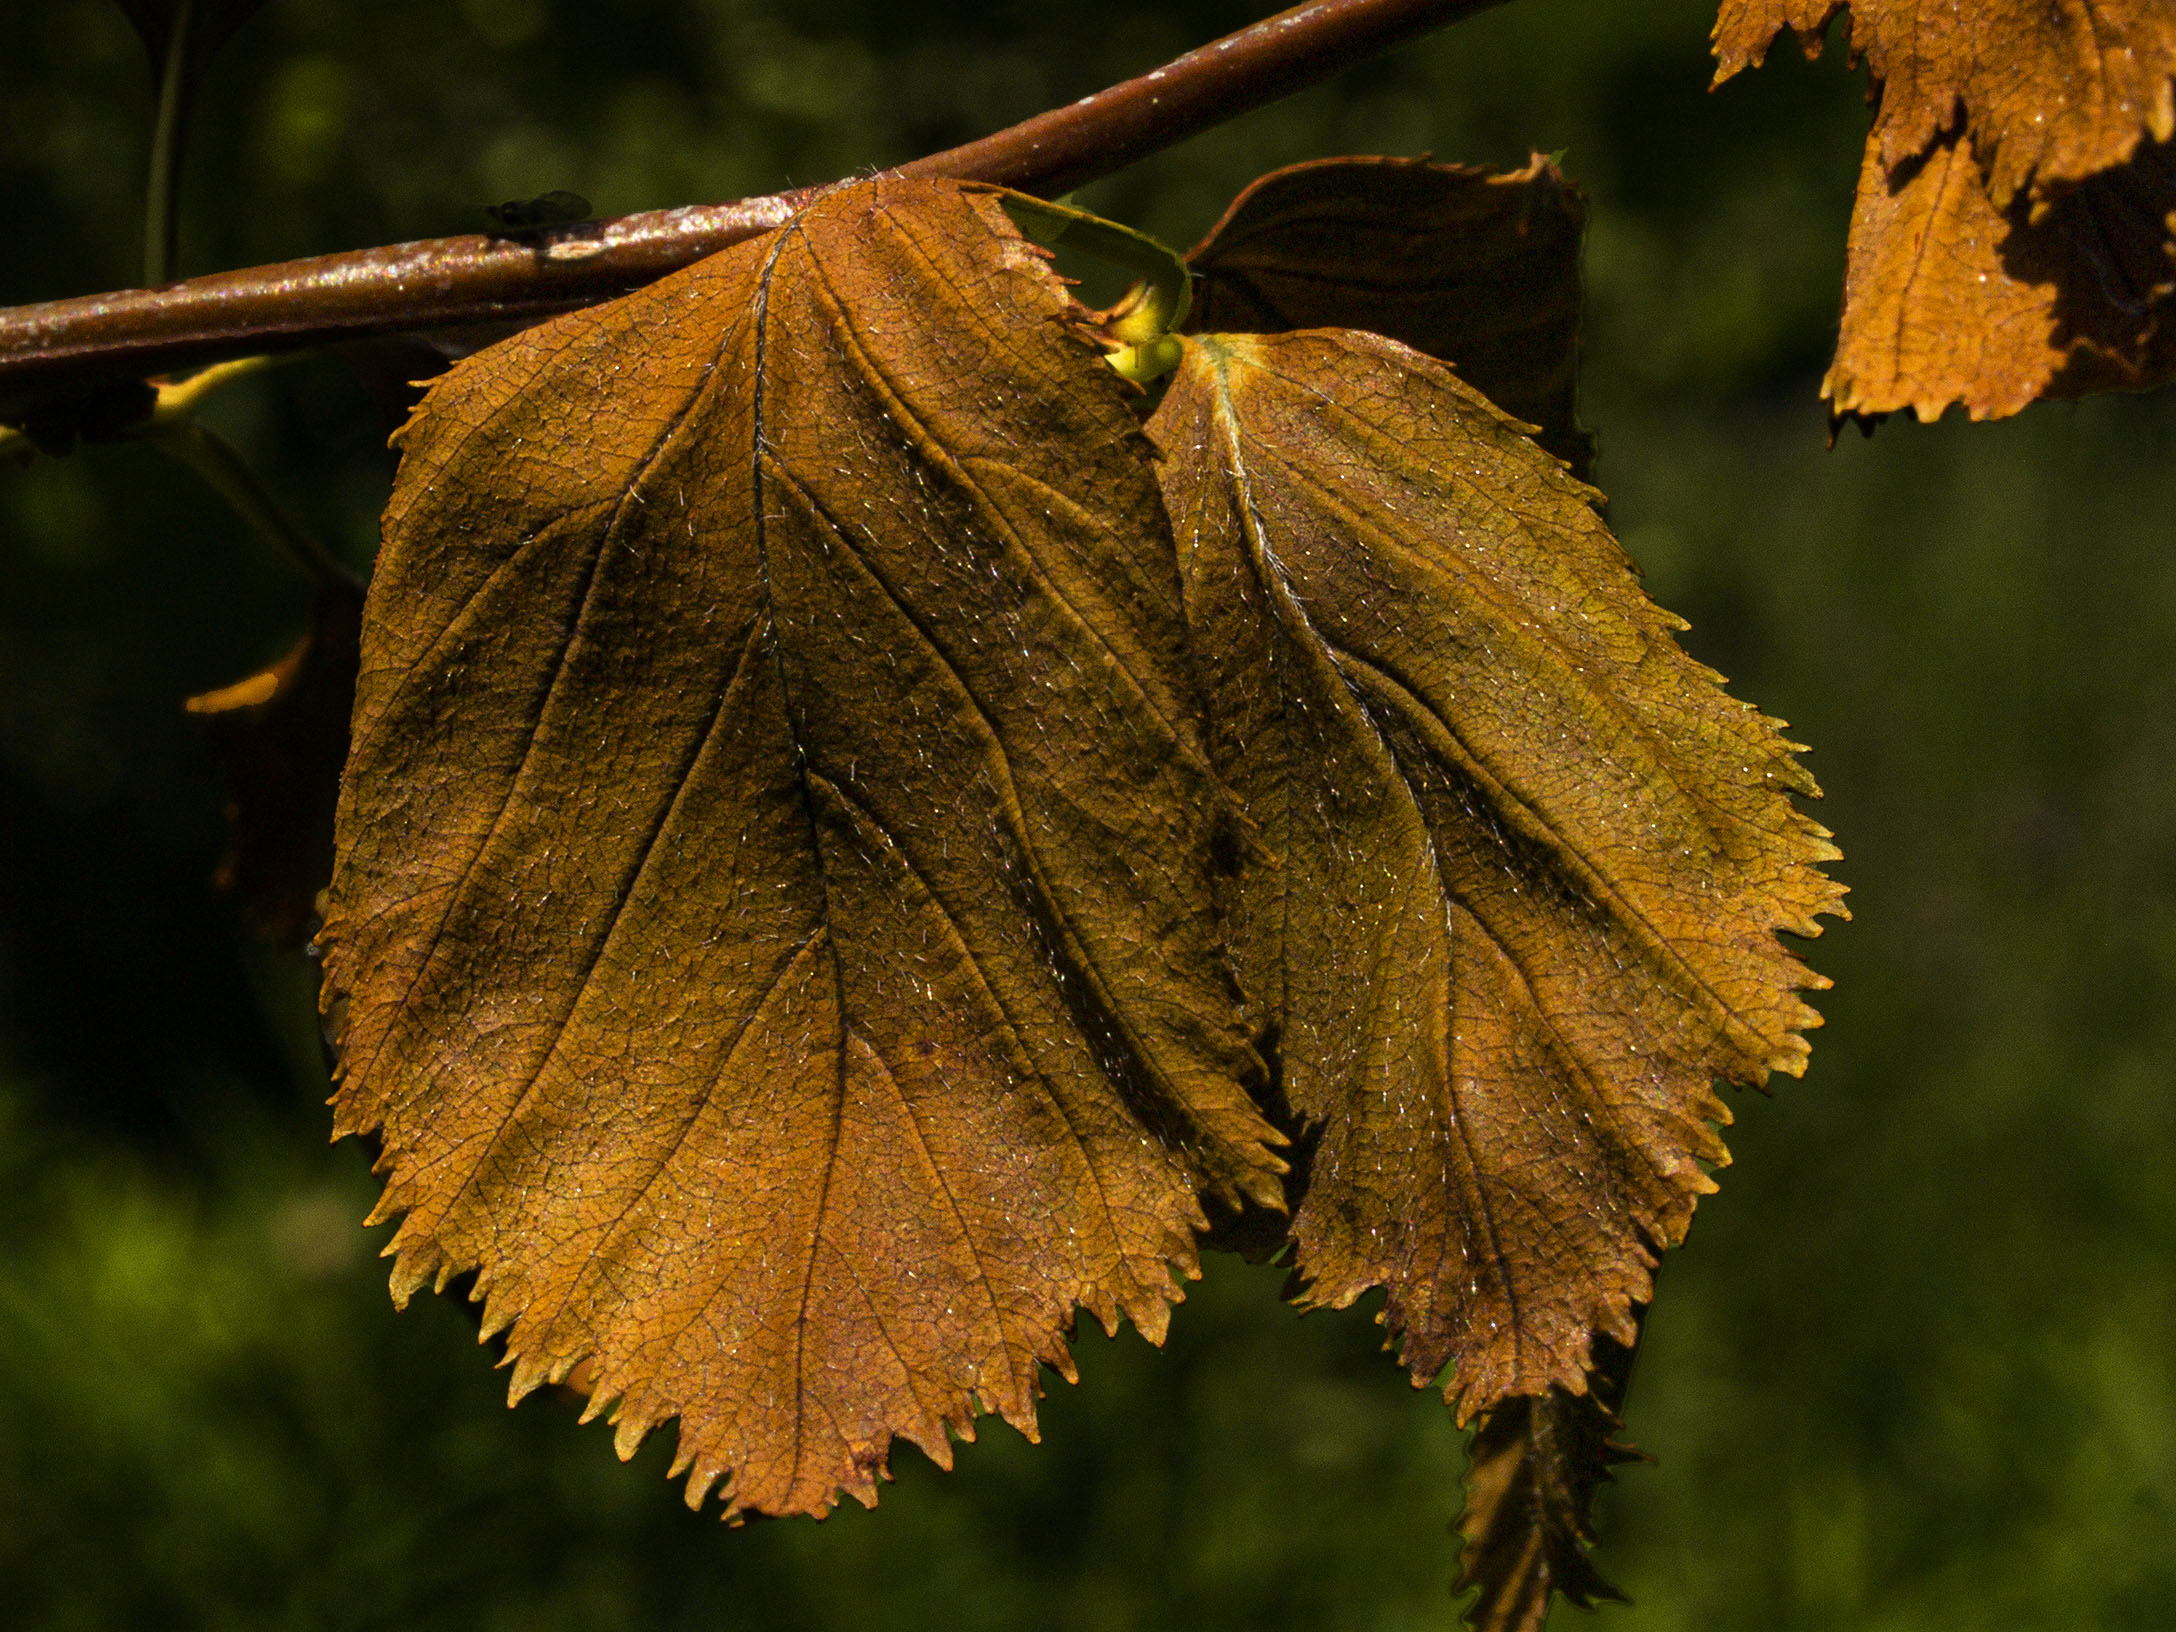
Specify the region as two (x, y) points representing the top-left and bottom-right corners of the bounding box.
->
(186, 582), (362, 948)
(1715, 0), (2176, 420)
(1714, 0), (2176, 207)
(1148, 328), (1842, 1423)
(1455, 1329), (1643, 1632)
(1827, 129), (2176, 420)
(1184, 155), (1593, 475)
(319, 175), (1287, 1520)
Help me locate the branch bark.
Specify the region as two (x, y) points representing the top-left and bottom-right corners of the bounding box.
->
(0, 0), (1503, 415)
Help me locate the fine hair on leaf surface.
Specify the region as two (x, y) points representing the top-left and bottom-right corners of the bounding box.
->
(313, 120), (1841, 1632)
(1144, 324), (1837, 1630)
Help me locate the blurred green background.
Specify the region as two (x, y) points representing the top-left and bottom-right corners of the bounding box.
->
(3, 0), (2172, 1626)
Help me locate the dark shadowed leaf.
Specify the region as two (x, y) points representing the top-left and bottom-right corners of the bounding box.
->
(320, 175), (1286, 1521)
(1825, 132), (2176, 421)
(1455, 1329), (1643, 1632)
(333, 326), (536, 430)
(1184, 155), (1592, 475)
(185, 582), (362, 948)
(1148, 328), (1842, 1423)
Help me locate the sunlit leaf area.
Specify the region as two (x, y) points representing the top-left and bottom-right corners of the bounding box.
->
(3, 1), (2172, 1626)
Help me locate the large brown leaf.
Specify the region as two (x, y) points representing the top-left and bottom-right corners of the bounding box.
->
(1715, 0), (2176, 420)
(1148, 328), (1842, 1421)
(320, 174), (1286, 1520)
(1826, 130), (2176, 420)
(1183, 155), (1593, 476)
(1714, 0), (2176, 207)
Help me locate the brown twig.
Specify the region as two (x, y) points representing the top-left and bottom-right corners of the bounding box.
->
(0, 0), (1502, 415)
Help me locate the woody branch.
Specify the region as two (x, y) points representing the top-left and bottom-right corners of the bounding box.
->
(0, 0), (1502, 415)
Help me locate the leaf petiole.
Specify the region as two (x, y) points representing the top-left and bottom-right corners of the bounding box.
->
(990, 190), (1191, 381)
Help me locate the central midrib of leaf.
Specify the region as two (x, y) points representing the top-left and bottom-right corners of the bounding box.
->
(730, 219), (1195, 1453)
(1191, 333), (1530, 1360)
(760, 237), (1239, 1191)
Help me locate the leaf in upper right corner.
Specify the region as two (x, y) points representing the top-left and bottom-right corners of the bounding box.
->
(1714, 0), (2176, 206)
(1148, 329), (1845, 1423)
(1714, 0), (2176, 420)
(1824, 129), (2176, 422)
(1182, 155), (1593, 477)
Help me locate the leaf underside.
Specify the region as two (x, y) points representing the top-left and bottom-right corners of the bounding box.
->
(1147, 329), (1842, 1420)
(322, 174), (1285, 1521)
(1714, 0), (2176, 420)
(1183, 153), (1593, 476)
(1454, 1327), (1644, 1632)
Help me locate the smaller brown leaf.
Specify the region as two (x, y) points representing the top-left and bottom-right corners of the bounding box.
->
(186, 582), (363, 947)
(1183, 155), (1593, 475)
(1826, 129), (2176, 421)
(1149, 329), (1842, 1426)
(1455, 1328), (1644, 1632)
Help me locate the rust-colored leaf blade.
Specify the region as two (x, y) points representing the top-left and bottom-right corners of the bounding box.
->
(185, 582), (362, 948)
(1149, 329), (1842, 1423)
(321, 175), (1284, 1521)
(1713, 0), (2176, 206)
(1455, 1330), (1643, 1632)
(1826, 130), (2176, 421)
(1184, 155), (1592, 475)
